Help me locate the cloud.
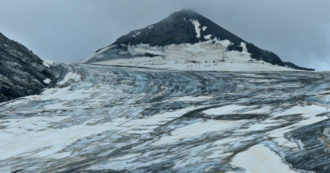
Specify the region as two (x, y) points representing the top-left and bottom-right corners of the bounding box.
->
(0, 0), (329, 70)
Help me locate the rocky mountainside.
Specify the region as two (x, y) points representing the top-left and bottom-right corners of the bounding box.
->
(83, 9), (313, 71)
(0, 32), (59, 103)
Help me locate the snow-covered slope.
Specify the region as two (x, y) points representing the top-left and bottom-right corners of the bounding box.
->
(83, 9), (313, 71)
(90, 40), (295, 71)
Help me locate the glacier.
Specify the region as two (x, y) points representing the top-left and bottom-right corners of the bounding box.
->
(0, 64), (329, 172)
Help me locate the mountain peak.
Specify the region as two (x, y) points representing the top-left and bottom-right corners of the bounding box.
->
(111, 9), (285, 66)
(113, 9), (237, 46)
(168, 9), (202, 19)
(84, 9), (314, 71)
(113, 9), (250, 48)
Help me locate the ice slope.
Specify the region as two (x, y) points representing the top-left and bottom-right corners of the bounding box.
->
(0, 64), (329, 172)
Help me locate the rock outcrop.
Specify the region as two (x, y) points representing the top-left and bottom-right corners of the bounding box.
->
(0, 32), (58, 102)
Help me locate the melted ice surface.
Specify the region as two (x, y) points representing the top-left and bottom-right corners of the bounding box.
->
(0, 64), (328, 172)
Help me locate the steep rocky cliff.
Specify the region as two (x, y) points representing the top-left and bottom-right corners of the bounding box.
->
(0, 32), (58, 102)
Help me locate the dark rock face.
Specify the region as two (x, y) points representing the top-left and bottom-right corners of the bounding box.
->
(0, 32), (57, 102)
(91, 9), (312, 71)
(284, 61), (315, 71)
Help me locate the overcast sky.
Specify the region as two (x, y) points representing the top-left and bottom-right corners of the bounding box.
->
(0, 0), (330, 70)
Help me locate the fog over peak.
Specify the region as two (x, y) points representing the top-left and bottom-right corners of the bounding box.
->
(0, 0), (329, 70)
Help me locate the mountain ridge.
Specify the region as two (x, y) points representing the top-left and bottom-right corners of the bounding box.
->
(0, 32), (60, 102)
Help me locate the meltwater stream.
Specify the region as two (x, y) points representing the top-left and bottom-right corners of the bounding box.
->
(0, 64), (329, 173)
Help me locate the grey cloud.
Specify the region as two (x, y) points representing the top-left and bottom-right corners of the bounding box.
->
(0, 0), (329, 70)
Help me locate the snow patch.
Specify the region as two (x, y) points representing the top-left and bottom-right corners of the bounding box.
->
(43, 78), (51, 84)
(40, 87), (91, 103)
(170, 96), (212, 102)
(203, 105), (248, 115)
(217, 39), (233, 48)
(190, 19), (201, 38)
(121, 107), (201, 135)
(231, 144), (298, 173)
(153, 120), (242, 146)
(57, 72), (81, 86)
(42, 60), (53, 68)
(204, 34), (212, 40)
(274, 104), (329, 117)
(132, 31), (141, 38)
(109, 153), (141, 161)
(240, 42), (248, 52)
(202, 26), (207, 31)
